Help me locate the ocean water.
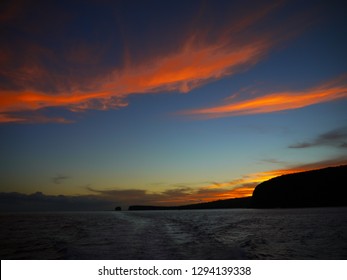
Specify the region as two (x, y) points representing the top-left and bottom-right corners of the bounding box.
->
(1, 207), (347, 260)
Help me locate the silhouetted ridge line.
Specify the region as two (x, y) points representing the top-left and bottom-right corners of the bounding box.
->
(252, 165), (347, 208)
(128, 197), (251, 211)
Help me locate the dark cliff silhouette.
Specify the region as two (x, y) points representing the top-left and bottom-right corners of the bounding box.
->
(252, 165), (347, 208)
(114, 206), (122, 211)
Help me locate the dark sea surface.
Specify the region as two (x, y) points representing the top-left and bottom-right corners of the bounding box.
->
(1, 208), (347, 260)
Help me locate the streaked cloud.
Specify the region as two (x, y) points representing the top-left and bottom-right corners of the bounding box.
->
(283, 156), (347, 172)
(261, 158), (287, 165)
(87, 186), (193, 206)
(289, 126), (347, 149)
(87, 178), (258, 206)
(181, 75), (347, 118)
(0, 38), (270, 123)
(0, 1), (305, 123)
(52, 174), (70, 184)
(250, 156), (347, 184)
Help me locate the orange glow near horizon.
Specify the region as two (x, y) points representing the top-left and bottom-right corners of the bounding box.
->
(152, 161), (347, 206)
(146, 171), (293, 205)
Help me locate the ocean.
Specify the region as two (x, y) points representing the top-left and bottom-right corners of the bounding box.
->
(1, 207), (347, 260)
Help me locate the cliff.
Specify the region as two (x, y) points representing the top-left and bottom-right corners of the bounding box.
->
(252, 165), (347, 208)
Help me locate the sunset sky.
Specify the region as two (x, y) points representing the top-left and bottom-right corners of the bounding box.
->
(1, 0), (347, 210)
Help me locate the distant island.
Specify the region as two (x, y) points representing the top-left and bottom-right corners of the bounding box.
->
(128, 197), (251, 211)
(128, 165), (347, 210)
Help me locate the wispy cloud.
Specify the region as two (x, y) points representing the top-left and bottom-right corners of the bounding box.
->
(261, 158), (288, 165)
(86, 187), (193, 206)
(0, 1), (305, 123)
(251, 156), (347, 181)
(0, 39), (271, 123)
(284, 156), (347, 171)
(181, 75), (347, 118)
(87, 180), (257, 207)
(289, 126), (347, 149)
(52, 174), (70, 184)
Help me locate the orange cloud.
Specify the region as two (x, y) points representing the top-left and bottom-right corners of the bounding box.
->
(182, 76), (347, 118)
(0, 2), (294, 123)
(0, 39), (269, 123)
(0, 113), (72, 124)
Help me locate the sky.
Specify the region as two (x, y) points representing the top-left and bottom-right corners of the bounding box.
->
(1, 0), (347, 211)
